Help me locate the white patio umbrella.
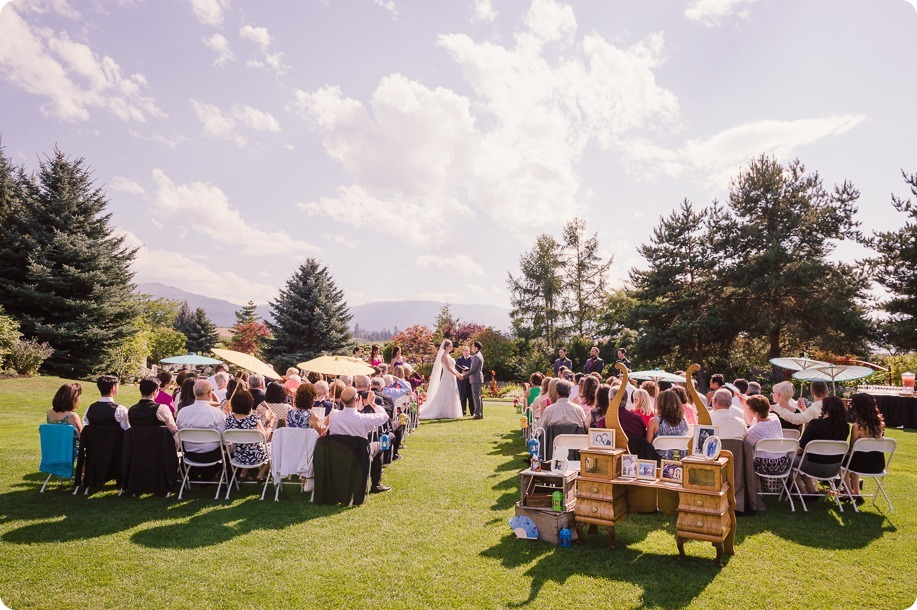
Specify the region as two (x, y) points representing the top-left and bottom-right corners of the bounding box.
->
(628, 369), (684, 383)
(792, 364), (875, 393)
(769, 356), (831, 371)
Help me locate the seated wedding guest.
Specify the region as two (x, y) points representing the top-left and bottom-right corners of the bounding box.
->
(283, 367), (303, 395)
(83, 375), (130, 430)
(599, 385), (646, 442)
(796, 395), (849, 495)
(340, 374), (353, 388)
(328, 386), (391, 493)
(526, 372), (544, 408)
(747, 381), (762, 396)
(329, 379), (347, 410)
(287, 382), (325, 434)
(175, 380), (226, 472)
(366, 376), (399, 459)
(646, 389), (688, 459)
(248, 375), (266, 409)
(407, 369), (424, 390)
(213, 372), (229, 402)
(256, 381), (290, 431)
(369, 344), (384, 367)
(577, 375), (599, 415)
(844, 393), (886, 501)
(174, 376), (198, 413)
(671, 385), (697, 425)
(128, 376), (178, 436)
(710, 388), (747, 439)
(225, 390), (269, 481)
(641, 380), (658, 406)
(589, 383), (612, 428)
(632, 388), (654, 428)
(772, 381), (829, 427)
(47, 383), (84, 454)
(531, 376), (553, 420)
(306, 371), (323, 384)
(313, 380), (334, 418)
(539, 380), (588, 430)
(731, 378), (749, 408)
(770, 381), (803, 431)
(155, 371), (175, 415)
(706, 373), (725, 407)
(745, 395), (790, 490)
(206, 363), (229, 392)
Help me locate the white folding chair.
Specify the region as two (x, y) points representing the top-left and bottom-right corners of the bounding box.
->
(781, 429), (801, 440)
(686, 423), (696, 438)
(222, 429), (270, 500)
(652, 435), (692, 458)
(753, 438), (799, 512)
(176, 428), (227, 500)
(553, 433), (589, 470)
(266, 427), (319, 501)
(394, 395), (411, 438)
(791, 439), (849, 512)
(840, 437), (896, 513)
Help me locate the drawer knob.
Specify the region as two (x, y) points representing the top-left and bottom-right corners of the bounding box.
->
(695, 520), (704, 527)
(694, 500), (704, 507)
(591, 486), (599, 493)
(591, 506), (598, 513)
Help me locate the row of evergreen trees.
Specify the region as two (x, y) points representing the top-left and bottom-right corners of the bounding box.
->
(508, 155), (916, 384)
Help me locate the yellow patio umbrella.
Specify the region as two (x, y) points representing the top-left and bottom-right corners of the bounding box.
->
(211, 348), (282, 381)
(297, 355), (375, 377)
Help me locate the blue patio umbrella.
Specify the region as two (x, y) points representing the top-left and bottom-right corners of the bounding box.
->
(160, 354), (223, 365)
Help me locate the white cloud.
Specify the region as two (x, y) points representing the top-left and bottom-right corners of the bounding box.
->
(203, 33), (234, 66)
(151, 169), (318, 257)
(471, 0), (497, 22)
(121, 230), (277, 305)
(13, 0), (79, 18)
(420, 291), (466, 303)
(190, 99), (280, 144)
(417, 254), (484, 278)
(684, 0), (757, 26)
(621, 114), (867, 187)
(323, 232), (357, 249)
(109, 176), (146, 196)
(291, 0), (679, 238)
(0, 6), (163, 123)
(374, 0), (397, 15)
(239, 24), (271, 50)
(189, 0), (229, 27)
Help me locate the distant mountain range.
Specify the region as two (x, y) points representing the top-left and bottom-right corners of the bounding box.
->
(136, 283), (511, 332)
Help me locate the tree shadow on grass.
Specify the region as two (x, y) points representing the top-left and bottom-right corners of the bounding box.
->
(0, 477), (344, 548)
(482, 532), (721, 609)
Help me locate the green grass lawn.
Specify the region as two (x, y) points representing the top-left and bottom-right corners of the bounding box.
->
(1, 376), (915, 609)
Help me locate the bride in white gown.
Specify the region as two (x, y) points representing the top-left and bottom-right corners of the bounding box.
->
(419, 339), (463, 420)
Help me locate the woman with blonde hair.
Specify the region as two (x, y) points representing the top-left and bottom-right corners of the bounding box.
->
(530, 376), (553, 420)
(632, 388), (654, 427)
(771, 380), (802, 430)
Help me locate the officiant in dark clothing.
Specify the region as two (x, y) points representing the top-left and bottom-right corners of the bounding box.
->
(455, 345), (473, 416)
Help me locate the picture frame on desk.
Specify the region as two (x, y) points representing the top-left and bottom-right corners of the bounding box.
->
(660, 459), (683, 484)
(636, 459), (657, 481)
(693, 425), (718, 456)
(620, 454), (637, 479)
(587, 428), (616, 449)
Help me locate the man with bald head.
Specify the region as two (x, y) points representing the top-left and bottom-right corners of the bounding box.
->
(710, 388), (747, 440)
(176, 380), (226, 474)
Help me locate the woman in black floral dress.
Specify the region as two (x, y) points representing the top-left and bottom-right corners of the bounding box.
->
(225, 391), (269, 480)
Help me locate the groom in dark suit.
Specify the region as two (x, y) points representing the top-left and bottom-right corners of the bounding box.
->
(466, 341), (484, 419)
(455, 345), (473, 416)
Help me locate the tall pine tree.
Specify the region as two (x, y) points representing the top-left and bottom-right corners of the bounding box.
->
(229, 301), (270, 356)
(868, 170), (917, 352)
(0, 148), (137, 377)
(264, 259), (352, 371)
(562, 217), (613, 337)
(173, 302), (219, 354)
(507, 234), (565, 349)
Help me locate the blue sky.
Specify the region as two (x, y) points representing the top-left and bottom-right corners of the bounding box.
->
(1, 0), (915, 308)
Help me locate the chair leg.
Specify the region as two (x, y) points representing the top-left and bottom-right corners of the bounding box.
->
(214, 464), (226, 500)
(792, 475), (807, 513)
(225, 466), (238, 500)
(40, 473), (53, 493)
(72, 483), (80, 496)
(260, 476), (270, 501)
(827, 480), (843, 512)
(177, 466), (190, 500)
(783, 479), (795, 512)
(875, 478), (893, 513)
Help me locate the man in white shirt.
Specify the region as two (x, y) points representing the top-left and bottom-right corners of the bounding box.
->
(770, 381), (829, 427)
(206, 364), (229, 392)
(176, 380), (226, 471)
(539, 380), (588, 430)
(710, 388), (747, 440)
(328, 386), (391, 493)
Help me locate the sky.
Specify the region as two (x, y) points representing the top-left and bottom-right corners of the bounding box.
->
(1, 0), (916, 310)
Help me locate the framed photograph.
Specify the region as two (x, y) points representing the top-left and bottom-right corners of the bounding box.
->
(702, 435), (722, 461)
(660, 459), (683, 484)
(620, 454), (638, 479)
(636, 459), (657, 481)
(693, 425), (718, 456)
(587, 428), (616, 449)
